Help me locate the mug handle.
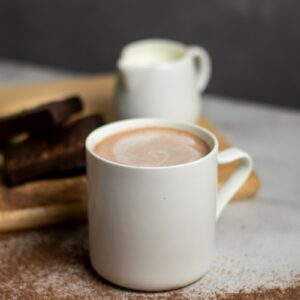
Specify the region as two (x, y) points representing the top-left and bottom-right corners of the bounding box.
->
(188, 46), (212, 92)
(216, 148), (253, 220)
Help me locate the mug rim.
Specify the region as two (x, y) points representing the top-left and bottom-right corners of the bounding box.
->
(117, 38), (190, 70)
(86, 118), (218, 171)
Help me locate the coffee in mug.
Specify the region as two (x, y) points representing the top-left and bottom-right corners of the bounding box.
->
(86, 119), (253, 291)
(93, 127), (210, 167)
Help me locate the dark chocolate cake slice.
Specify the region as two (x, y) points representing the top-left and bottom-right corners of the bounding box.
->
(0, 95), (83, 141)
(3, 114), (105, 186)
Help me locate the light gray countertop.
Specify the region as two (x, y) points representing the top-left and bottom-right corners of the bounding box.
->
(0, 59), (299, 299)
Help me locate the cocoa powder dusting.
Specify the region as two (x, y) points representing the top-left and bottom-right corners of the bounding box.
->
(215, 285), (300, 300)
(0, 223), (298, 299)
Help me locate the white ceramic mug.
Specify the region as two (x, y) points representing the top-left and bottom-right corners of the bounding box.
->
(86, 119), (252, 291)
(115, 39), (211, 122)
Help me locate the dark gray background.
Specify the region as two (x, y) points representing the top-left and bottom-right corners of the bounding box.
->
(0, 0), (299, 108)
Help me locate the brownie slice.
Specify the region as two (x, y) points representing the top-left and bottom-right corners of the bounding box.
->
(0, 95), (83, 141)
(3, 114), (105, 186)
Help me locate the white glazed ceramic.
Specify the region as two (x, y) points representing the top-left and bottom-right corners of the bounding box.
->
(115, 39), (211, 122)
(86, 119), (252, 291)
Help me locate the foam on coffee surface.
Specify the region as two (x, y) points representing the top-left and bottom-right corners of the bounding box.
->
(94, 127), (210, 167)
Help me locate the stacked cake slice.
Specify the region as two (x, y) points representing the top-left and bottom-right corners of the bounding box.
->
(0, 96), (105, 186)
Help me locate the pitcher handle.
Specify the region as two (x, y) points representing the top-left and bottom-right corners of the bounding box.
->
(216, 148), (253, 220)
(188, 46), (212, 92)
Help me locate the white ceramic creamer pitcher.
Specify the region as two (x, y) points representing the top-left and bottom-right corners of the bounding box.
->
(115, 39), (211, 122)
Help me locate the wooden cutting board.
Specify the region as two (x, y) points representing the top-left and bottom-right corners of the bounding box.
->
(0, 73), (260, 232)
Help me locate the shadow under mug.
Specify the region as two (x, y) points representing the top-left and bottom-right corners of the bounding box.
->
(86, 118), (253, 291)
